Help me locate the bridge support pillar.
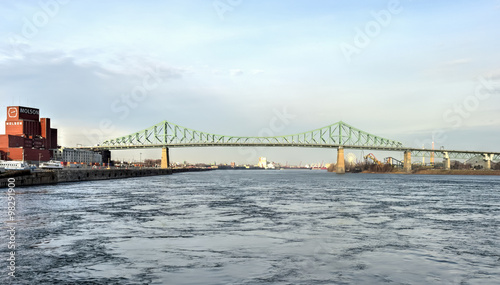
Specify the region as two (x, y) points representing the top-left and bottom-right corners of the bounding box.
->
(403, 151), (412, 173)
(443, 152), (450, 170)
(483, 153), (493, 170)
(336, 147), (345, 174)
(161, 147), (170, 169)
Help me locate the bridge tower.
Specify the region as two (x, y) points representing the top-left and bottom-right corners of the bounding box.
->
(483, 153), (493, 170)
(161, 147), (170, 168)
(336, 147), (345, 174)
(443, 152), (450, 170)
(403, 151), (412, 173)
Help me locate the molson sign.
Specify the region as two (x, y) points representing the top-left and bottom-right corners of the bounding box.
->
(6, 106), (40, 121)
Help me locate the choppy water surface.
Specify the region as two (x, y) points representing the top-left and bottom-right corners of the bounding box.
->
(1, 170), (500, 284)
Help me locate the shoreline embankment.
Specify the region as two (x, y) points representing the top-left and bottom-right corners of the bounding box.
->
(0, 168), (211, 188)
(411, 169), (500, 175)
(361, 169), (500, 175)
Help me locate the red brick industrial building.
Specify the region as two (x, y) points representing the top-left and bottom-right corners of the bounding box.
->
(0, 106), (57, 162)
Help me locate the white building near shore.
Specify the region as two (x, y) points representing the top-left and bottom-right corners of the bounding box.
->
(52, 147), (102, 164)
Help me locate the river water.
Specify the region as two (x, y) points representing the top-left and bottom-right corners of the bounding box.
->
(1, 170), (500, 284)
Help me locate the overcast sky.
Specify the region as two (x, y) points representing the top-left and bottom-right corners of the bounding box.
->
(1, 0), (499, 164)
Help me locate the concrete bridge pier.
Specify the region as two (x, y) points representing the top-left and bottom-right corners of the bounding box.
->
(336, 146), (345, 174)
(483, 153), (493, 170)
(161, 147), (170, 169)
(403, 151), (412, 173)
(443, 152), (450, 170)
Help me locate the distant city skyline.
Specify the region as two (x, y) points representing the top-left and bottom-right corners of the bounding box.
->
(1, 0), (499, 164)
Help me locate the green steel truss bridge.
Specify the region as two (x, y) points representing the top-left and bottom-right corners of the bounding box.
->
(88, 120), (500, 162)
(98, 120), (403, 149)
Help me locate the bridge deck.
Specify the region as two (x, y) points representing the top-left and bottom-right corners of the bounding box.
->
(78, 144), (500, 160)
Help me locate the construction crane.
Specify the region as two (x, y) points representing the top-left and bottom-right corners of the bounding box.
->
(364, 153), (382, 165)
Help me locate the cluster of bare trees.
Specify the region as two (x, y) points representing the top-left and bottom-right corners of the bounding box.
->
(493, 162), (500, 170)
(328, 160), (395, 173)
(328, 159), (500, 173)
(143, 159), (162, 167)
(450, 161), (473, 169)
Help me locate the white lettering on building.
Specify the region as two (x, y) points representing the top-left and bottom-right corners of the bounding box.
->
(19, 108), (39, 115)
